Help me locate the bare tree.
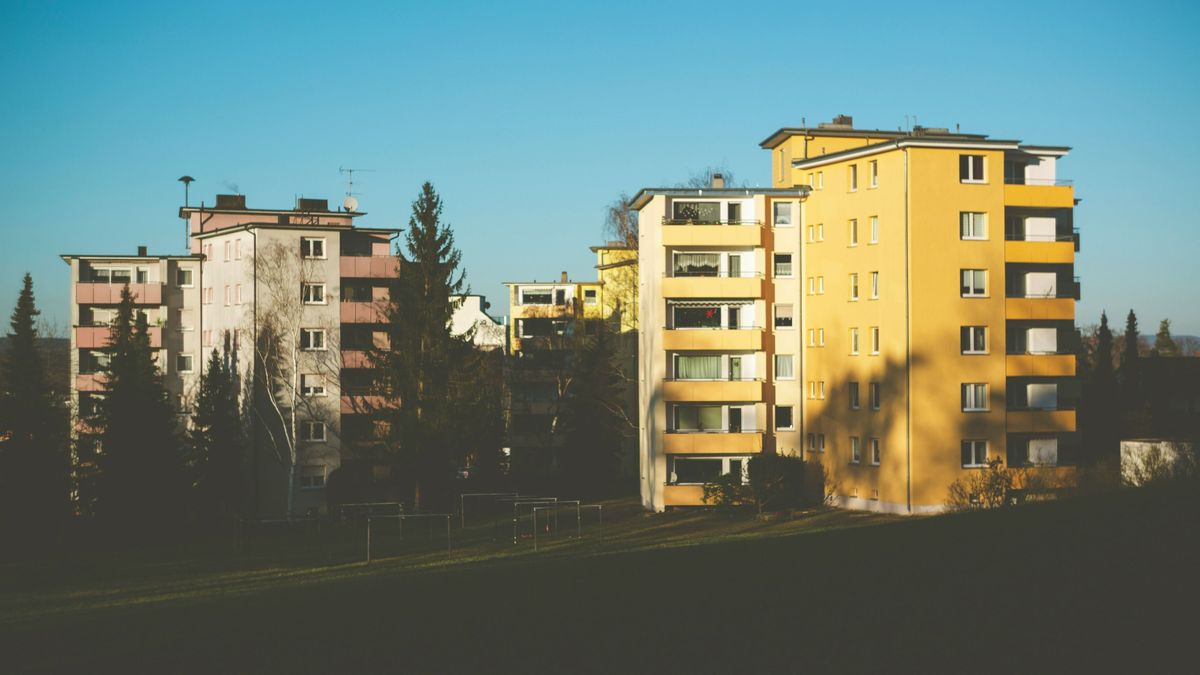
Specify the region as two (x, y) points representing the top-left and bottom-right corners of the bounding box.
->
(680, 164), (739, 189)
(248, 240), (340, 518)
(604, 192), (638, 250)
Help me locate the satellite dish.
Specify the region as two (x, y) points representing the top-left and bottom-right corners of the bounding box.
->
(343, 195), (359, 212)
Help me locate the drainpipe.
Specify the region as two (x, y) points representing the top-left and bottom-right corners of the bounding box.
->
(903, 146), (912, 515)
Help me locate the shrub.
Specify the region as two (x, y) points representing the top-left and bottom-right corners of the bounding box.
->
(703, 454), (812, 513)
(947, 458), (1015, 511)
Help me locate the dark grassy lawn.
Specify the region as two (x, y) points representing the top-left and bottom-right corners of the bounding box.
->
(2, 487), (1197, 674)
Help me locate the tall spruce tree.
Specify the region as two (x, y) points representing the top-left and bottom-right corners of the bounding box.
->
(0, 274), (68, 539)
(558, 326), (625, 497)
(372, 182), (467, 510)
(95, 286), (186, 530)
(1152, 319), (1180, 357)
(1096, 312), (1114, 380)
(190, 345), (243, 519)
(1120, 310), (1141, 401)
(1083, 312), (1119, 462)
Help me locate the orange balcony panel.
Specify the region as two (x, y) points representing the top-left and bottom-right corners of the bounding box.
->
(1006, 354), (1076, 377)
(662, 432), (763, 454)
(340, 256), (399, 278)
(1006, 298), (1074, 321)
(76, 373), (107, 392)
(662, 329), (762, 351)
(340, 395), (398, 414)
(662, 380), (762, 402)
(1005, 241), (1075, 264)
(340, 302), (387, 324)
(1007, 409), (1076, 433)
(662, 225), (761, 248)
(76, 325), (162, 349)
(663, 484), (708, 506)
(76, 282), (163, 305)
(1004, 184), (1075, 208)
(662, 276), (764, 299)
(342, 350), (371, 368)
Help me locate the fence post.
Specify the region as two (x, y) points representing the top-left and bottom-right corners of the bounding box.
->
(366, 517), (372, 563)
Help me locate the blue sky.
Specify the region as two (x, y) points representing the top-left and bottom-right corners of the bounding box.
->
(2, 0), (1198, 334)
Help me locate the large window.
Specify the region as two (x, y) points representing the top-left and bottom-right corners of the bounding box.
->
(962, 383), (989, 411)
(773, 253), (793, 278)
(961, 212), (987, 240)
(669, 457), (746, 485)
(301, 237), (326, 259)
(960, 154), (985, 183)
(1027, 437), (1059, 466)
(176, 268), (193, 287)
(673, 305), (722, 329)
(518, 318), (566, 337)
(775, 354), (794, 380)
(775, 405), (794, 430)
(302, 283), (326, 304)
(674, 405), (723, 432)
(961, 326), (988, 354)
(519, 288), (553, 305)
(674, 355), (721, 380)
(962, 440), (988, 467)
(673, 201), (721, 223)
(773, 202), (793, 227)
(673, 252), (720, 277)
(774, 304), (793, 329)
(961, 269), (987, 297)
(301, 328), (326, 351)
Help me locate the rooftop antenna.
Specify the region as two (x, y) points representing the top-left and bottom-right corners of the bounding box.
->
(178, 175), (195, 252)
(339, 166), (374, 212)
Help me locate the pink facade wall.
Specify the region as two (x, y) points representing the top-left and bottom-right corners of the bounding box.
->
(75, 282), (162, 305)
(339, 255), (399, 278)
(340, 301), (386, 324)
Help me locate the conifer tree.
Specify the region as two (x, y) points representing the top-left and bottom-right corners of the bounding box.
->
(95, 286), (185, 530)
(558, 326), (625, 497)
(0, 274), (69, 538)
(1083, 311), (1119, 462)
(1120, 310), (1141, 402)
(371, 182), (467, 510)
(1152, 319), (1180, 357)
(190, 345), (243, 519)
(1096, 312), (1114, 379)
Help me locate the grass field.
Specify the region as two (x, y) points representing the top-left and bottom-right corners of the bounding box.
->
(2, 486), (1196, 673)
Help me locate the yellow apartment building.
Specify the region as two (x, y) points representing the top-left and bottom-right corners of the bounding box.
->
(639, 116), (1079, 513)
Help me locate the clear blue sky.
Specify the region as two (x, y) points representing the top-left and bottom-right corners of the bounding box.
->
(2, 0), (1198, 334)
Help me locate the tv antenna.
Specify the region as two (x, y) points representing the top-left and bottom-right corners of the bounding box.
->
(339, 166), (374, 212)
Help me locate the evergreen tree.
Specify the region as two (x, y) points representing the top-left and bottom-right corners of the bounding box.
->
(371, 182), (467, 510)
(1152, 319), (1180, 357)
(558, 326), (625, 497)
(94, 286), (186, 530)
(1096, 312), (1114, 379)
(0, 274), (69, 539)
(190, 345), (243, 519)
(1120, 310), (1141, 401)
(1082, 311), (1119, 462)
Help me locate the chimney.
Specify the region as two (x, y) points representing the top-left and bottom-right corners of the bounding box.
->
(819, 115), (854, 130)
(137, 245), (147, 257)
(560, 271), (568, 283)
(215, 194), (247, 210)
(711, 173), (725, 189)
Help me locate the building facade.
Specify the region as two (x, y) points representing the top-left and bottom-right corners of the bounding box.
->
(639, 116), (1080, 513)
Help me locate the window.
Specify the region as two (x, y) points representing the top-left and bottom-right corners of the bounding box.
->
(962, 383), (989, 411)
(301, 374), (326, 397)
(849, 381), (860, 409)
(961, 269), (987, 297)
(808, 433), (816, 453)
(849, 273), (859, 301)
(817, 223), (824, 241)
(674, 405), (723, 432)
(850, 436), (861, 464)
(773, 202), (793, 227)
(674, 355), (721, 380)
(727, 202), (742, 224)
(961, 326), (987, 354)
(869, 160), (878, 188)
(235, 239), (242, 260)
(300, 465), (327, 489)
(807, 173), (814, 187)
(849, 164), (858, 191)
(819, 381), (826, 399)
(850, 328), (860, 355)
(774, 304), (794, 329)
(301, 328), (326, 351)
(809, 381), (816, 399)
(818, 328), (825, 346)
(301, 237), (326, 259)
(672, 305), (722, 329)
(775, 354), (794, 380)
(1027, 437), (1059, 466)
(300, 421), (326, 442)
(960, 154), (986, 183)
(520, 288), (553, 305)
(773, 253), (793, 278)
(673, 201), (720, 222)
(961, 440), (988, 468)
(869, 216), (879, 244)
(870, 382), (881, 410)
(224, 285), (231, 306)
(817, 172), (824, 190)
(224, 241), (231, 261)
(669, 457), (746, 485)
(870, 271), (879, 299)
(817, 276), (825, 294)
(808, 329), (815, 346)
(870, 327), (880, 354)
(818, 433), (826, 452)
(555, 289), (568, 305)
(870, 438), (881, 465)
(808, 224), (815, 242)
(236, 284), (242, 304)
(176, 269), (193, 287)
(775, 405), (795, 430)
(848, 219), (858, 246)
(807, 277), (815, 295)
(302, 283), (326, 304)
(961, 212), (987, 240)
(673, 252), (720, 277)
(584, 289), (598, 305)
(176, 354), (194, 373)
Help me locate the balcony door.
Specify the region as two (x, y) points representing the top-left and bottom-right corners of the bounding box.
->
(728, 407), (742, 433)
(727, 306), (740, 329)
(728, 356), (742, 381)
(728, 255), (741, 278)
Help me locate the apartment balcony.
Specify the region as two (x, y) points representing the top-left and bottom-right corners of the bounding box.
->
(662, 274), (764, 299)
(662, 221), (762, 248)
(663, 484), (708, 506)
(1007, 409), (1076, 433)
(340, 301), (387, 324)
(1006, 354), (1076, 377)
(75, 282), (162, 305)
(340, 255), (399, 279)
(1003, 180), (1075, 209)
(75, 325), (162, 349)
(340, 394), (398, 414)
(342, 350), (371, 368)
(76, 373), (107, 392)
(1004, 235), (1077, 264)
(662, 379), (763, 402)
(662, 430), (763, 455)
(662, 328), (762, 351)
(1005, 298), (1075, 321)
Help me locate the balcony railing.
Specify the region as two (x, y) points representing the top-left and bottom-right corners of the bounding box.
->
(662, 218), (762, 226)
(666, 427), (763, 434)
(1004, 228), (1079, 244)
(75, 282), (163, 305)
(1003, 177), (1074, 186)
(665, 271), (763, 278)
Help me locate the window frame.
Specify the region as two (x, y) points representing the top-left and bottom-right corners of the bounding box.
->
(849, 381), (860, 410)
(176, 268), (194, 288)
(775, 405), (795, 431)
(849, 164), (858, 192)
(962, 383), (989, 412)
(176, 353), (194, 373)
(870, 326), (880, 355)
(869, 382), (881, 410)
(870, 438), (881, 465)
(961, 326), (988, 355)
(773, 202), (794, 227)
(961, 269), (988, 297)
(962, 440), (989, 468)
(869, 216), (879, 244)
(850, 327), (860, 355)
(869, 160), (878, 188)
(302, 282), (327, 305)
(960, 212), (988, 240)
(300, 420), (327, 442)
(773, 304), (794, 330)
(774, 354), (795, 381)
(848, 219), (858, 247)
(870, 271), (879, 299)
(959, 154), (986, 183)
(301, 328), (327, 351)
(301, 237), (327, 260)
(850, 436), (861, 464)
(773, 253), (794, 279)
(301, 374), (327, 397)
(849, 273), (859, 301)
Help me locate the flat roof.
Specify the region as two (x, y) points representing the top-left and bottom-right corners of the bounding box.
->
(759, 126), (990, 149)
(61, 253), (204, 263)
(630, 187), (810, 210)
(787, 136), (1069, 170)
